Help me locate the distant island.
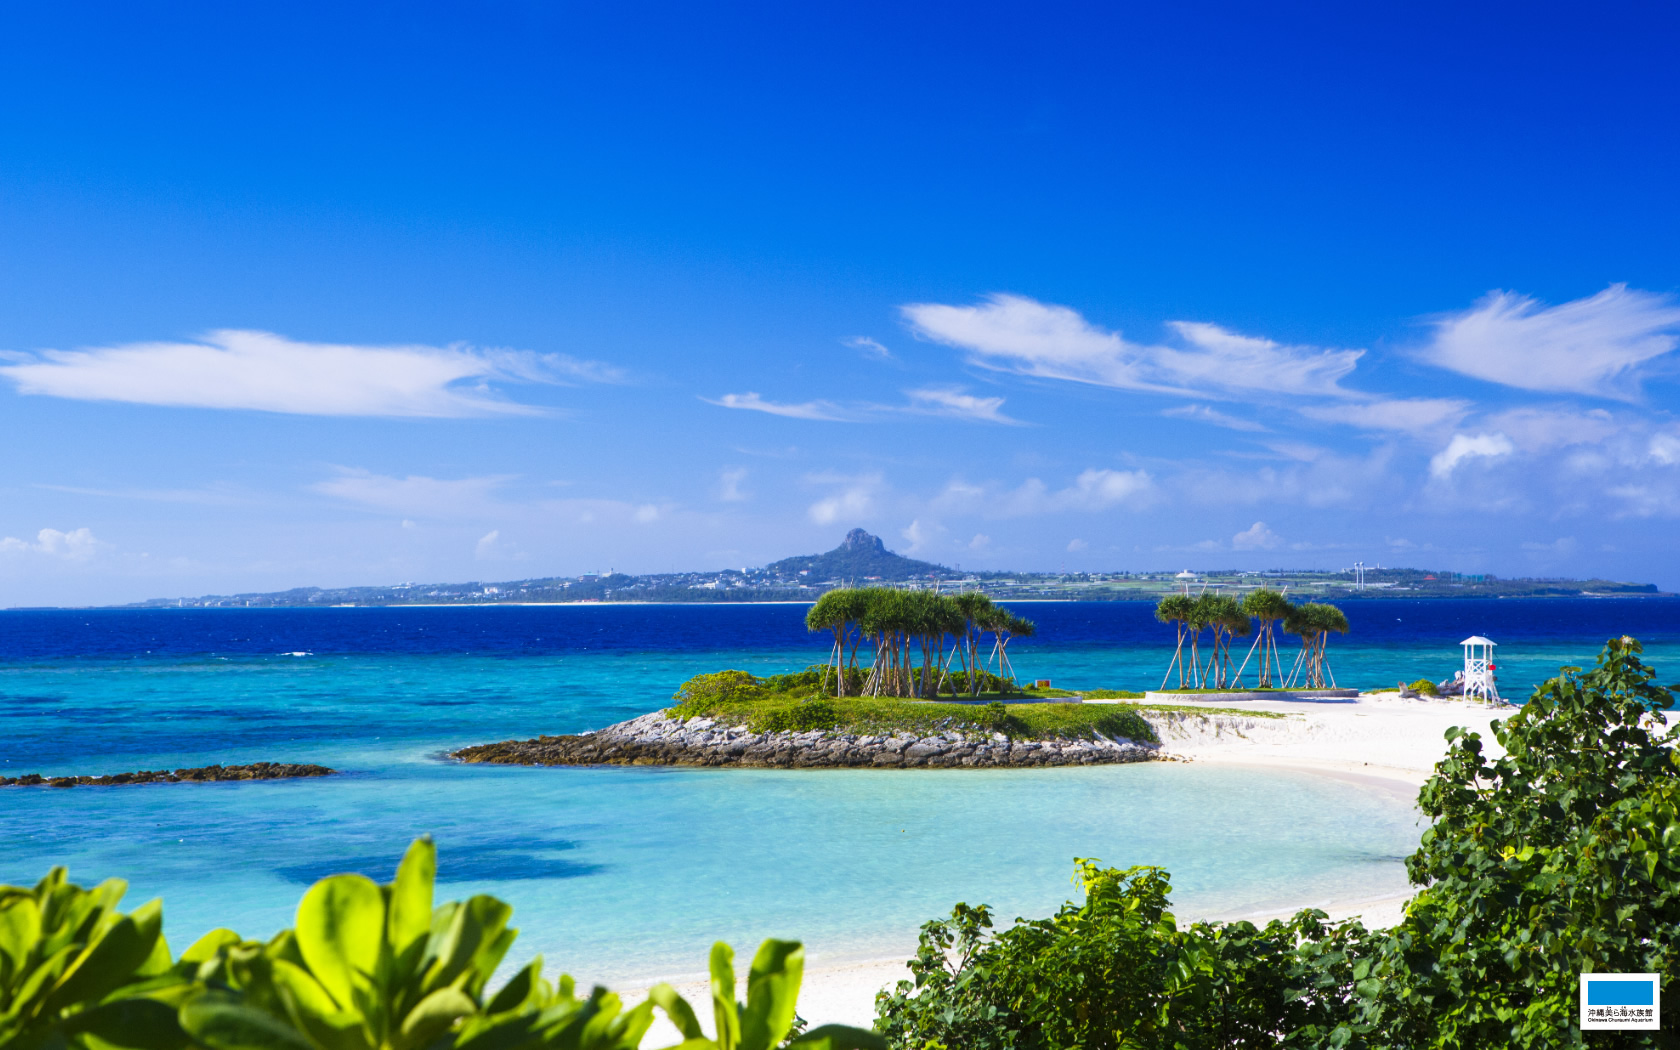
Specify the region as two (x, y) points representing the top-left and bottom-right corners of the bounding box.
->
(116, 528), (1662, 609)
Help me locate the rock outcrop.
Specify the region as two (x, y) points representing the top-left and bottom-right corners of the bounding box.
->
(453, 711), (1158, 769)
(0, 762), (337, 787)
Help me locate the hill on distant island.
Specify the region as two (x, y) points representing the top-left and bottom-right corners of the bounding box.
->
(765, 528), (950, 581)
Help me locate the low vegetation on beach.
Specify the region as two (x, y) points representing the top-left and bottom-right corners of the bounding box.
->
(666, 668), (1159, 742)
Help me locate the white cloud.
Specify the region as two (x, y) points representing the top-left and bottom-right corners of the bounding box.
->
(806, 473), (881, 525)
(901, 518), (944, 553)
(1162, 404), (1267, 431)
(968, 533), (991, 551)
(1231, 521), (1283, 551)
(474, 530), (501, 559)
(0, 330), (618, 417)
(1300, 397), (1471, 434)
(1066, 538), (1088, 552)
(1481, 406), (1617, 453)
(705, 392), (848, 421)
(0, 527), (103, 561)
(1650, 434), (1680, 466)
(313, 469), (514, 517)
(901, 293), (1363, 400)
(937, 469), (1156, 518)
(632, 504), (661, 523)
(843, 336), (894, 360)
(902, 386), (1023, 425)
(1429, 432), (1516, 479)
(1057, 468), (1154, 510)
(718, 468), (749, 502)
(1419, 284), (1680, 399)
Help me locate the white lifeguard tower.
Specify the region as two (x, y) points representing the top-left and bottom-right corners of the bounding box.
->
(1460, 635), (1500, 703)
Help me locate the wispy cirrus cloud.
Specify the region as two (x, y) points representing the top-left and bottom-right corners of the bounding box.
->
(1419, 284), (1680, 399)
(900, 293), (1364, 400)
(1299, 397), (1471, 434)
(704, 392), (849, 421)
(312, 469), (517, 517)
(843, 336), (894, 360)
(902, 386), (1024, 425)
(0, 330), (622, 417)
(708, 387), (1023, 424)
(314, 468), (667, 527)
(1162, 404), (1267, 432)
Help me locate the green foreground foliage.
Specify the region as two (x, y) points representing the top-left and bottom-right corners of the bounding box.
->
(668, 670), (1158, 743)
(875, 637), (1680, 1049)
(0, 838), (882, 1050)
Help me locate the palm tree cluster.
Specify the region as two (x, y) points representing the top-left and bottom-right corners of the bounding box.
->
(1155, 589), (1349, 690)
(805, 587), (1036, 698)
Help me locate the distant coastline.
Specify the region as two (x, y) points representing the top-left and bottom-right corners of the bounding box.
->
(90, 529), (1666, 612)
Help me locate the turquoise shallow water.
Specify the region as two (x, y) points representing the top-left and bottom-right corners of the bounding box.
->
(5, 601), (1677, 985)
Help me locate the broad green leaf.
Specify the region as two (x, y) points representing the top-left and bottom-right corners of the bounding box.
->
(484, 958), (542, 1015)
(60, 996), (189, 1050)
(709, 942), (739, 1050)
(44, 899), (163, 1014)
(294, 874), (384, 1010)
(460, 896), (515, 996)
(180, 994), (317, 1050)
(740, 940), (802, 1050)
(387, 838), (436, 960)
(604, 999), (657, 1049)
(397, 985), (476, 1048)
(646, 983), (703, 1041)
(0, 896), (42, 975)
(181, 929), (244, 967)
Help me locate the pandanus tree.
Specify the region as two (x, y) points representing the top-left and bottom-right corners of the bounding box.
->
(1199, 593), (1250, 689)
(1304, 602), (1349, 687)
(1155, 594), (1197, 689)
(951, 591), (995, 696)
(1239, 588), (1293, 688)
(978, 608), (1034, 688)
(805, 591), (852, 696)
(1283, 602), (1349, 688)
(807, 587), (1016, 699)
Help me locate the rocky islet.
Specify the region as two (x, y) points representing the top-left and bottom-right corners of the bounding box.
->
(0, 762), (337, 787)
(452, 710), (1161, 769)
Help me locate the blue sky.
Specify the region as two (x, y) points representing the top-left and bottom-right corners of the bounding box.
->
(3, 2), (1680, 605)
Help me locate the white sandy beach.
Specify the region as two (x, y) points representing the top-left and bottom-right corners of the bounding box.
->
(626, 691), (1548, 1036)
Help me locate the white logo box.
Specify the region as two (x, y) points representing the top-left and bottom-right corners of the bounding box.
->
(1580, 973), (1660, 1031)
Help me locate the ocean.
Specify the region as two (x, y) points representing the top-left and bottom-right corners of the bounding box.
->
(2, 598), (1675, 986)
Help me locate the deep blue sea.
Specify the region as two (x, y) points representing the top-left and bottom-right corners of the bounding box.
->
(2, 599), (1675, 985)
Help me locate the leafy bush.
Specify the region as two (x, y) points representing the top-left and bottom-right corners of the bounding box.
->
(1346, 636), (1680, 1047)
(876, 638), (1680, 1049)
(671, 671), (770, 715)
(875, 861), (1373, 1050)
(0, 838), (883, 1050)
(1408, 677), (1439, 696)
(759, 699), (842, 733)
